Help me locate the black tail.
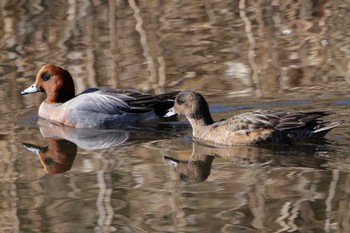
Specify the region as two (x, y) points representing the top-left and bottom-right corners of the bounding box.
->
(153, 100), (176, 118)
(271, 110), (344, 141)
(312, 120), (344, 137)
(153, 91), (179, 118)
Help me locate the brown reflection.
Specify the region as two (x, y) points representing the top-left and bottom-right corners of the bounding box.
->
(23, 139), (76, 174)
(3, 1), (350, 232)
(165, 142), (332, 183)
(22, 119), (132, 174)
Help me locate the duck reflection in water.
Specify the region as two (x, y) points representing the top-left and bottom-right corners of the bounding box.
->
(23, 119), (131, 174)
(164, 142), (333, 183)
(23, 139), (77, 174)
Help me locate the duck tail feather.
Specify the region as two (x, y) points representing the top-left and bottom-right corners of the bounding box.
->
(313, 120), (344, 136)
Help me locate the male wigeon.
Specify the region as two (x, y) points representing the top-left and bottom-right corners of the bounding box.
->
(21, 64), (178, 128)
(172, 90), (343, 146)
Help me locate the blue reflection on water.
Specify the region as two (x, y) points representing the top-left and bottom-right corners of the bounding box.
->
(209, 100), (312, 113)
(334, 100), (350, 105)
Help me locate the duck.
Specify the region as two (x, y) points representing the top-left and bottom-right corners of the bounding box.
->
(21, 64), (178, 128)
(171, 90), (343, 146)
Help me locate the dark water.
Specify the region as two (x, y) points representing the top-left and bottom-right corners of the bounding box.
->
(2, 0), (350, 232)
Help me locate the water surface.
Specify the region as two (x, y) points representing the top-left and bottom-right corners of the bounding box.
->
(1, 0), (350, 232)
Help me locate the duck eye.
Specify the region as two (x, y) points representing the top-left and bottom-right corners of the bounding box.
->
(42, 73), (52, 81)
(177, 98), (185, 105)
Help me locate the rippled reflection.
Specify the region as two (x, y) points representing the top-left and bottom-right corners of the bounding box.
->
(164, 142), (337, 183)
(23, 139), (77, 174)
(22, 121), (131, 174)
(163, 141), (350, 232)
(2, 0), (350, 232)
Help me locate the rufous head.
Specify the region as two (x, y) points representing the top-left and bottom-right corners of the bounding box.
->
(21, 64), (75, 103)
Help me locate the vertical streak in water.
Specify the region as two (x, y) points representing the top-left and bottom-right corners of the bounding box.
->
(129, 0), (158, 92)
(109, 0), (119, 88)
(162, 149), (185, 231)
(276, 201), (292, 233)
(84, 1), (97, 88)
(239, 0), (262, 97)
(6, 140), (20, 233)
(96, 161), (106, 232)
(249, 181), (266, 230)
(156, 1), (171, 93)
(256, 0), (265, 38)
(157, 56), (166, 93)
(324, 170), (339, 233)
(204, 0), (218, 35)
(59, 0), (76, 50)
(170, 172), (185, 231)
(95, 154), (114, 232)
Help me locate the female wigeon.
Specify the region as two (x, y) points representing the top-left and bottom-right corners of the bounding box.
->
(172, 90), (343, 146)
(21, 64), (178, 128)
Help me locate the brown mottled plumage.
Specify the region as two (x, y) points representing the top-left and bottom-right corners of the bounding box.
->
(174, 90), (343, 146)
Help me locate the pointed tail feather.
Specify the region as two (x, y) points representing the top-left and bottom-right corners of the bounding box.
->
(313, 120), (344, 137)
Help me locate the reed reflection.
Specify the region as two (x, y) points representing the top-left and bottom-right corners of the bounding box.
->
(165, 142), (334, 183)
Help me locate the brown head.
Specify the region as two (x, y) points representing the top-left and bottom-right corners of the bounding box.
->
(39, 139), (77, 174)
(21, 64), (75, 104)
(174, 90), (214, 125)
(23, 139), (77, 174)
(164, 155), (213, 183)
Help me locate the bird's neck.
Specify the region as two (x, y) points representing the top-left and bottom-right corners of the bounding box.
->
(187, 112), (214, 136)
(44, 88), (75, 104)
